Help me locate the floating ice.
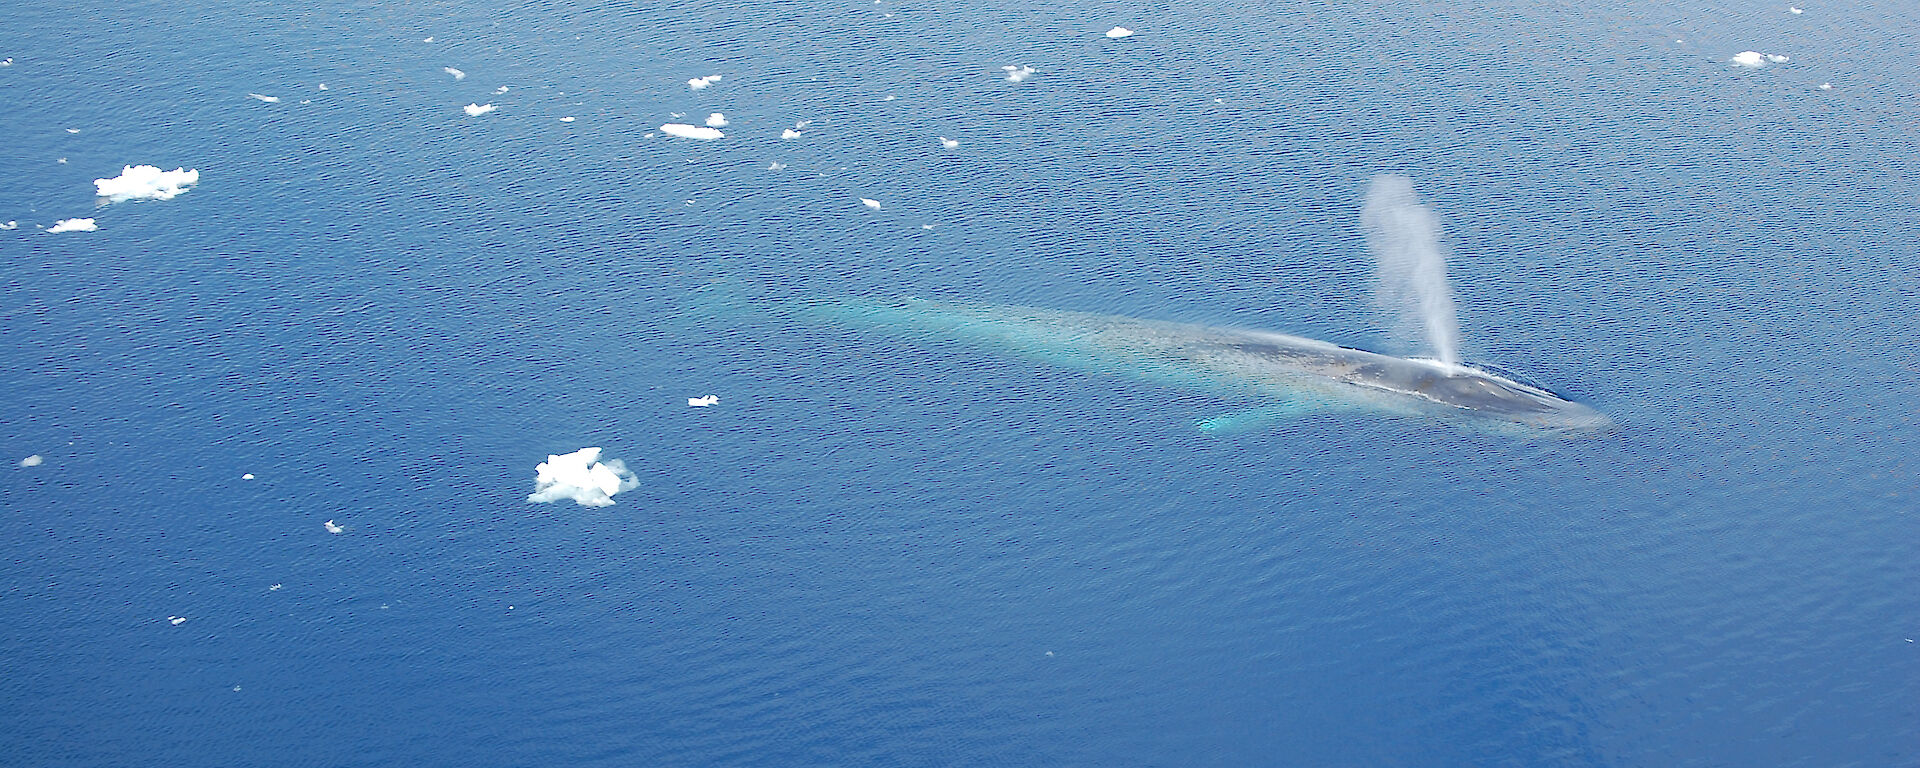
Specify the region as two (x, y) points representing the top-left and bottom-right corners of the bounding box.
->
(660, 123), (723, 140)
(423, 36), (434, 42)
(242, 473), (255, 480)
(443, 66), (466, 80)
(247, 93), (280, 103)
(1730, 51), (1767, 68)
(688, 394), (719, 407)
(528, 447), (638, 507)
(323, 519), (343, 534)
(94, 165), (198, 202)
(705, 112), (728, 127)
(1, 221), (16, 230)
(769, 162), (786, 170)
(1002, 65), (1036, 82)
(47, 218), (97, 233)
(860, 198), (882, 210)
(493, 85), (509, 94)
(1, 58), (11, 66)
(1766, 53), (1790, 63)
(318, 83), (329, 90)
(688, 74), (723, 90)
(1105, 26), (1135, 38)
(1789, 6), (1803, 13)
(780, 128), (802, 139)
(20, 455), (43, 467)
(464, 103), (497, 116)
(65, 128), (79, 134)
(560, 116), (576, 122)
(269, 584), (282, 591)
(939, 136), (959, 148)
(1819, 82), (1833, 90)
(168, 616), (186, 625)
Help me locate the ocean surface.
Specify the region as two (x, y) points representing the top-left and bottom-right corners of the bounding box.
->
(2, 0), (1916, 765)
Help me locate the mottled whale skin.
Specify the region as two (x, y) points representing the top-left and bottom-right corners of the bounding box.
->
(810, 297), (1610, 433)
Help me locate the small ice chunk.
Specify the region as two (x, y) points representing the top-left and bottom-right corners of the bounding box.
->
(247, 93), (280, 103)
(318, 83), (329, 90)
(528, 447), (639, 507)
(242, 473), (255, 480)
(1789, 6), (1803, 13)
(65, 128), (79, 134)
(1730, 51), (1767, 68)
(0, 58), (11, 66)
(464, 103), (497, 116)
(660, 123), (723, 140)
(94, 165), (198, 202)
(860, 198), (882, 210)
(560, 116), (576, 122)
(56, 158), (67, 164)
(20, 454), (43, 467)
(688, 74), (723, 90)
(769, 162), (786, 170)
(443, 66), (466, 80)
(269, 584), (282, 591)
(705, 112), (728, 127)
(939, 136), (959, 148)
(1106, 26), (1135, 38)
(1818, 82), (1833, 90)
(493, 85), (509, 94)
(688, 394), (719, 407)
(168, 616), (186, 625)
(0, 221), (16, 230)
(1766, 53), (1790, 63)
(323, 519), (344, 534)
(780, 128), (802, 139)
(47, 218), (97, 233)
(1002, 65), (1035, 82)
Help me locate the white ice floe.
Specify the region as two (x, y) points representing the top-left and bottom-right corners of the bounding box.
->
(1002, 65), (1035, 82)
(1789, 6), (1803, 13)
(464, 103), (497, 116)
(1, 58), (11, 66)
(528, 447), (638, 507)
(688, 394), (719, 407)
(493, 85), (509, 94)
(939, 136), (959, 148)
(269, 583), (282, 591)
(780, 128), (802, 139)
(318, 83), (329, 90)
(444, 66), (466, 80)
(1819, 82), (1833, 90)
(424, 37), (434, 42)
(1730, 51), (1768, 68)
(860, 198), (882, 210)
(323, 519), (344, 534)
(94, 165), (198, 202)
(20, 455), (43, 467)
(560, 116), (576, 122)
(688, 74), (723, 90)
(247, 93), (280, 103)
(705, 112), (728, 127)
(1, 221), (16, 230)
(660, 123), (723, 140)
(65, 128), (79, 134)
(168, 616), (187, 625)
(768, 162), (786, 170)
(242, 473), (255, 480)
(1766, 53), (1790, 63)
(1105, 26), (1135, 38)
(47, 218), (97, 233)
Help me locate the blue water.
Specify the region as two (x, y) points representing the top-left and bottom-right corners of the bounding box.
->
(3, 0), (1917, 765)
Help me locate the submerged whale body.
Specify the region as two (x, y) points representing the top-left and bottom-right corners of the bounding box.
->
(809, 298), (1610, 433)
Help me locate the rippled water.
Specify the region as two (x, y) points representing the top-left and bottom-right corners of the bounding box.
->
(2, 0), (1916, 765)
